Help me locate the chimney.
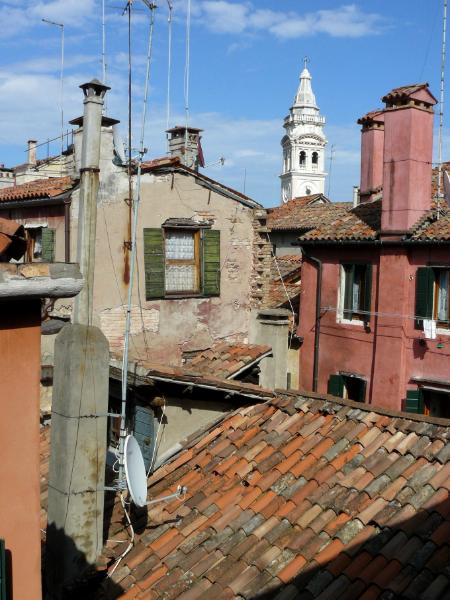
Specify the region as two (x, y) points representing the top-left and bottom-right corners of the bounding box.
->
(167, 126), (204, 171)
(352, 185), (360, 207)
(27, 139), (37, 165)
(381, 83), (437, 234)
(357, 111), (384, 203)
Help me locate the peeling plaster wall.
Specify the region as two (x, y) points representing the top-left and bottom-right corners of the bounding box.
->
(73, 169), (256, 364)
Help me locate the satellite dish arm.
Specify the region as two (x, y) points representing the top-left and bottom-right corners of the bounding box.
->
(147, 485), (187, 506)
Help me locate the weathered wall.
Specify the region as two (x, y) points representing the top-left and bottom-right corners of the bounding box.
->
(268, 230), (302, 257)
(0, 300), (42, 600)
(298, 245), (450, 411)
(70, 169), (256, 364)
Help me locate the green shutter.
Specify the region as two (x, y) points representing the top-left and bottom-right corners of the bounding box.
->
(343, 264), (354, 320)
(143, 228), (165, 300)
(0, 539), (6, 600)
(362, 264), (372, 324)
(202, 229), (220, 296)
(405, 388), (424, 414)
(415, 267), (434, 329)
(41, 228), (55, 262)
(134, 405), (155, 472)
(327, 374), (344, 397)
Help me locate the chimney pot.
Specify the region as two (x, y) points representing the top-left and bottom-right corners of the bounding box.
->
(167, 126), (203, 171)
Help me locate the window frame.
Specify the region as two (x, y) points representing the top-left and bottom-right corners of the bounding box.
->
(163, 228), (201, 296)
(338, 262), (372, 325)
(433, 268), (450, 329)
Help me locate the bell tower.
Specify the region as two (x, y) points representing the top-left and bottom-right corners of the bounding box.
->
(280, 59), (327, 203)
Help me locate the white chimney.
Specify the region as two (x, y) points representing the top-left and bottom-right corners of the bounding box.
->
(27, 140), (37, 165)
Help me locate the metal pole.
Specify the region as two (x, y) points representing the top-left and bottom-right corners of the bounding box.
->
(42, 19), (64, 172)
(437, 0), (448, 217)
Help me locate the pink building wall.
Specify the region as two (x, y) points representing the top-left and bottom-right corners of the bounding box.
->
(299, 245), (450, 411)
(0, 300), (42, 600)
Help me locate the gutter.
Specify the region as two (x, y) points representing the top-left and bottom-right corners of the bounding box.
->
(301, 251), (322, 392)
(298, 238), (450, 247)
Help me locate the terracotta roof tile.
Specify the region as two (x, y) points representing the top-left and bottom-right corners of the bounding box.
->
(39, 387), (450, 599)
(183, 342), (271, 379)
(0, 176), (74, 202)
(267, 197), (351, 231)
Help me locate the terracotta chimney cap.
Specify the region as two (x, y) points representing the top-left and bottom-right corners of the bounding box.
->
(382, 83), (437, 107)
(357, 110), (385, 128)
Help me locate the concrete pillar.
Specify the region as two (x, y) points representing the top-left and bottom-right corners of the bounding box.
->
(46, 324), (109, 597)
(0, 300), (42, 600)
(250, 308), (290, 389)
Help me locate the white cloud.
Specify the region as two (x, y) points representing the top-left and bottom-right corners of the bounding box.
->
(179, 1), (385, 40)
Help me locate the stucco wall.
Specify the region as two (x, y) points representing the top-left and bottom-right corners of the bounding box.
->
(69, 168), (255, 365)
(0, 300), (42, 600)
(298, 245), (450, 411)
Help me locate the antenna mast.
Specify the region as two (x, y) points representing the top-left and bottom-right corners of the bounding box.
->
(437, 0), (448, 218)
(166, 1), (173, 150)
(42, 18), (64, 171)
(184, 0), (191, 163)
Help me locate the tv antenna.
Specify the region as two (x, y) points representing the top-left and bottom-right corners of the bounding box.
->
(437, 0), (448, 218)
(327, 144), (335, 198)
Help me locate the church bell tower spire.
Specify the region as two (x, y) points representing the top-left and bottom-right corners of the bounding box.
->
(280, 59), (327, 204)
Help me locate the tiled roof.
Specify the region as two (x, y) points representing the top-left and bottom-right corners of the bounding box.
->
(183, 342), (272, 379)
(0, 176), (74, 202)
(84, 390), (450, 598)
(141, 157), (261, 209)
(431, 162), (450, 197)
(300, 199), (382, 241)
(382, 83), (434, 104)
(267, 198), (351, 231)
(267, 255), (301, 309)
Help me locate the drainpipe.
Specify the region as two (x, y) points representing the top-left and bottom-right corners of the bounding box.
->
(302, 250), (322, 392)
(64, 199), (70, 262)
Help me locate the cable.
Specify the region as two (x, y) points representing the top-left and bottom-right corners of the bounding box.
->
(320, 305), (450, 324)
(148, 395), (166, 476)
(437, 0), (448, 216)
(107, 493), (135, 577)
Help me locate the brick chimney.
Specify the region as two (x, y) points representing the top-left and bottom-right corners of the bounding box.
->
(27, 139), (37, 166)
(381, 84), (437, 234)
(167, 126), (204, 171)
(357, 111), (384, 203)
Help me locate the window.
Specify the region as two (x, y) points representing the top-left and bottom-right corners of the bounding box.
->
(328, 373), (366, 402)
(339, 263), (372, 323)
(299, 150), (306, 169)
(143, 225), (220, 300)
(312, 151), (319, 170)
(406, 388), (450, 418)
(22, 226), (55, 263)
(415, 267), (450, 329)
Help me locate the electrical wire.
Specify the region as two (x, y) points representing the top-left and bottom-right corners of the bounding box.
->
(320, 305), (450, 324)
(148, 396), (166, 476)
(107, 493), (135, 577)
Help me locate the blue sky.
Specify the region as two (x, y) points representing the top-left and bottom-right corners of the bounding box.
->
(0, 1), (447, 206)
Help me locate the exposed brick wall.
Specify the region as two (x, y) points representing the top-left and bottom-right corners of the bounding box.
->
(250, 208), (272, 309)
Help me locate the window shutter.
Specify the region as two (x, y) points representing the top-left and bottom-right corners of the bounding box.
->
(133, 405), (155, 472)
(362, 264), (372, 324)
(0, 539), (6, 600)
(327, 374), (344, 397)
(405, 389), (424, 414)
(343, 265), (354, 320)
(41, 228), (55, 262)
(415, 267), (434, 329)
(143, 228), (165, 300)
(202, 229), (220, 296)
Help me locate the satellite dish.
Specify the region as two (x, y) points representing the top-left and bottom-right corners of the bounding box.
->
(124, 435), (148, 507)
